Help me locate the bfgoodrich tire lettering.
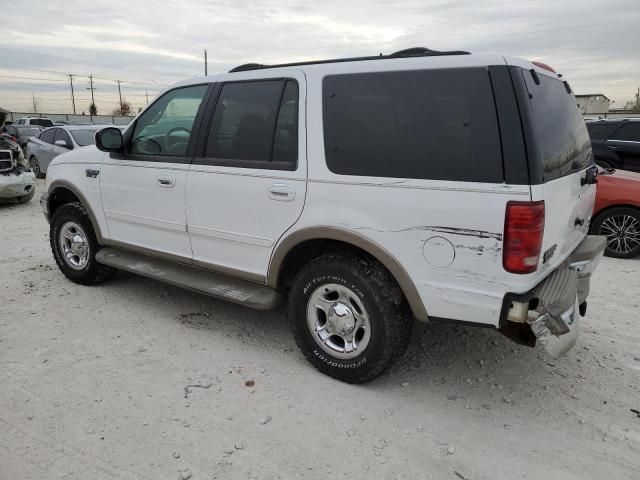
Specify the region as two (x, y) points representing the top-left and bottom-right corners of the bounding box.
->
(288, 252), (413, 383)
(50, 202), (115, 285)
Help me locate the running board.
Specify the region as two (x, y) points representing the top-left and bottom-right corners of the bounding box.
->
(96, 248), (282, 310)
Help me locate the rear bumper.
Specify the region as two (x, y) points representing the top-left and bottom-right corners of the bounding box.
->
(503, 235), (606, 358)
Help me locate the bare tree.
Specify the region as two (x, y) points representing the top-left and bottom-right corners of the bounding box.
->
(112, 99), (132, 116)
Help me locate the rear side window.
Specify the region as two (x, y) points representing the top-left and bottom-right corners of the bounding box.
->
(205, 79), (298, 167)
(41, 129), (56, 144)
(586, 123), (619, 140)
(323, 68), (504, 182)
(611, 123), (640, 141)
(54, 128), (72, 147)
(522, 71), (591, 181)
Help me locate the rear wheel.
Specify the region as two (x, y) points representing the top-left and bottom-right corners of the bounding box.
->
(592, 207), (640, 258)
(288, 252), (413, 383)
(50, 202), (116, 284)
(30, 155), (44, 178)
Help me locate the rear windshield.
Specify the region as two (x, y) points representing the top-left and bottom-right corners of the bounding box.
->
(323, 68), (503, 183)
(522, 71), (591, 181)
(69, 129), (98, 146)
(30, 119), (54, 127)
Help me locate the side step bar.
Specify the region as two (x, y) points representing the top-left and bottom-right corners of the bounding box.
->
(96, 248), (282, 310)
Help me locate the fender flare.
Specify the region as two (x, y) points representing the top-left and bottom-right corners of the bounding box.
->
(267, 226), (428, 321)
(47, 179), (105, 244)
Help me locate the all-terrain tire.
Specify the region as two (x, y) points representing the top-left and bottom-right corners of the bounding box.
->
(50, 202), (116, 285)
(288, 252), (413, 383)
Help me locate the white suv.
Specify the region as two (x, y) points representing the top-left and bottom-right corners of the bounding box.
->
(40, 48), (605, 383)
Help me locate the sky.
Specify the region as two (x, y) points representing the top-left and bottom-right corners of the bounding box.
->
(1, 0), (639, 115)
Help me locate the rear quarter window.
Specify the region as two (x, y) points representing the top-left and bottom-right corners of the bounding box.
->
(323, 68), (504, 183)
(522, 71), (591, 181)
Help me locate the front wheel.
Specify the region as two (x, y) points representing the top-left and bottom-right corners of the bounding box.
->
(288, 252), (413, 383)
(50, 202), (116, 284)
(591, 207), (640, 258)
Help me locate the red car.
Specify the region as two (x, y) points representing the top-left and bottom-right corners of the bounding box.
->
(590, 168), (640, 258)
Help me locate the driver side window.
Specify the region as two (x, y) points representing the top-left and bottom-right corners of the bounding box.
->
(130, 85), (208, 157)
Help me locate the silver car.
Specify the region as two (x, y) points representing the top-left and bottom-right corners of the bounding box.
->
(26, 125), (104, 178)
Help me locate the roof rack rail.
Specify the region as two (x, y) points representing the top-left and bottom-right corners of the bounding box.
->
(228, 47), (470, 73)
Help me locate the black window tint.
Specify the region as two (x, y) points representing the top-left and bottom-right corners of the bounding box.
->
(206, 80), (284, 162)
(42, 129), (56, 144)
(272, 81), (298, 164)
(586, 123), (619, 140)
(323, 68), (503, 182)
(522, 71), (591, 181)
(31, 118), (53, 127)
(130, 85), (208, 157)
(54, 128), (72, 147)
(611, 123), (640, 141)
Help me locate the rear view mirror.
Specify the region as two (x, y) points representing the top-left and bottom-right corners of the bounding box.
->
(96, 127), (124, 153)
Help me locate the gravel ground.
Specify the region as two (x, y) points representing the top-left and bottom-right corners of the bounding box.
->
(1, 179), (639, 480)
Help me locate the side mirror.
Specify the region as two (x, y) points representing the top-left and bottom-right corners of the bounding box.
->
(54, 139), (70, 149)
(96, 127), (124, 153)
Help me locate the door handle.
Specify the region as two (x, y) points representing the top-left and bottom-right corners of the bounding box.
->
(157, 174), (176, 188)
(607, 145), (620, 151)
(268, 184), (295, 201)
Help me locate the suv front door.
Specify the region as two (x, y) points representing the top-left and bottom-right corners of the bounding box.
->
(100, 84), (210, 260)
(186, 71), (306, 281)
(606, 122), (640, 172)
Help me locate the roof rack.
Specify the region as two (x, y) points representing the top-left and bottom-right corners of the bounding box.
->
(229, 47), (470, 73)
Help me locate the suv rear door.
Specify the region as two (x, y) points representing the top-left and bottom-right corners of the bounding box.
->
(516, 67), (596, 271)
(186, 70), (306, 281)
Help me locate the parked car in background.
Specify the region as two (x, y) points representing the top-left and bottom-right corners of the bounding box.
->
(15, 117), (54, 128)
(0, 136), (36, 203)
(591, 166), (640, 258)
(587, 119), (640, 172)
(26, 125), (103, 178)
(1, 125), (43, 151)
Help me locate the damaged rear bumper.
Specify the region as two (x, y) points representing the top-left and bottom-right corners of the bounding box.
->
(503, 235), (606, 358)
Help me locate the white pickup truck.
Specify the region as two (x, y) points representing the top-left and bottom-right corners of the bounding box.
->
(40, 48), (605, 383)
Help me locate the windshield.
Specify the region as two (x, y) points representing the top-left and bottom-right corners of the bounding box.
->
(69, 129), (98, 146)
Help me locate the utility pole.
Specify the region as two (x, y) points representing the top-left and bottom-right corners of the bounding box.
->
(145, 90), (149, 105)
(87, 74), (96, 107)
(116, 80), (123, 114)
(67, 74), (76, 115)
(204, 49), (208, 76)
(31, 94), (39, 113)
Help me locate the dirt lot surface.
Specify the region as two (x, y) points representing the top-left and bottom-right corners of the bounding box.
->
(1, 180), (639, 480)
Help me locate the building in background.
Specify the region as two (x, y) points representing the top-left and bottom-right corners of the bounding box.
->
(576, 94), (611, 115)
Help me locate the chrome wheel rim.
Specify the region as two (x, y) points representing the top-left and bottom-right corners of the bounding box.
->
(59, 221), (89, 270)
(306, 283), (371, 360)
(600, 214), (640, 255)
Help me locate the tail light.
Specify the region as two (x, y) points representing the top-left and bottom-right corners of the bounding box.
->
(503, 201), (545, 274)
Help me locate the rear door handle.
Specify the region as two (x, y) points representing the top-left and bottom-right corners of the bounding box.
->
(607, 145), (620, 151)
(268, 184), (295, 201)
(157, 174), (175, 188)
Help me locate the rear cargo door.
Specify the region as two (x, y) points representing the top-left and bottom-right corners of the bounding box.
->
(520, 69), (596, 269)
